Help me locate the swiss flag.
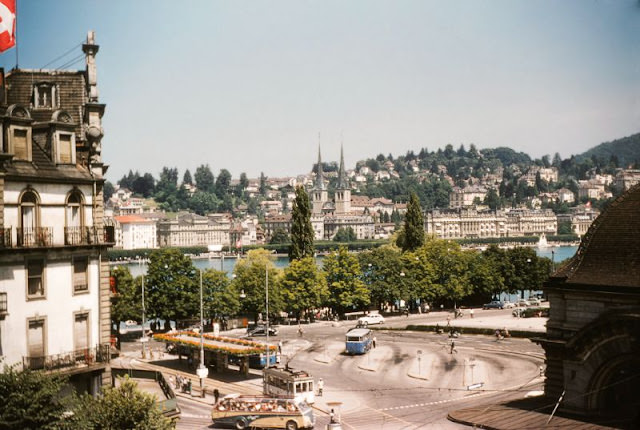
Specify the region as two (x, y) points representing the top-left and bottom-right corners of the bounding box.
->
(0, 0), (15, 53)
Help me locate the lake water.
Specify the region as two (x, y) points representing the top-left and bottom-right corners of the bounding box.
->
(118, 245), (579, 278)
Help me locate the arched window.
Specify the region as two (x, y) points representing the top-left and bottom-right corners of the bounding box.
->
(65, 190), (85, 245)
(19, 190), (39, 246)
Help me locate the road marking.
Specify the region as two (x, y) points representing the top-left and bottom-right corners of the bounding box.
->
(180, 413), (210, 419)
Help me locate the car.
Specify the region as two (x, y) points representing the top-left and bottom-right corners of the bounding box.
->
(517, 299), (531, 307)
(512, 308), (525, 317)
(483, 301), (504, 310)
(357, 313), (385, 326)
(502, 301), (516, 309)
(246, 325), (279, 337)
(529, 298), (541, 306)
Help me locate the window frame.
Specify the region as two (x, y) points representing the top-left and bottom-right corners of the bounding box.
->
(73, 310), (91, 353)
(8, 124), (32, 161)
(55, 131), (76, 164)
(26, 258), (46, 300)
(72, 256), (89, 295)
(26, 315), (47, 362)
(32, 82), (58, 109)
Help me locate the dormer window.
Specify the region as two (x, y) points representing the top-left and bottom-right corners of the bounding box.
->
(33, 83), (58, 109)
(55, 132), (75, 164)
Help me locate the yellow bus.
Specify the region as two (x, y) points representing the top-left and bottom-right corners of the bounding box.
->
(211, 394), (315, 430)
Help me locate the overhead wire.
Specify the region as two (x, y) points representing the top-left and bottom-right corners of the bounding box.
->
(40, 42), (82, 69)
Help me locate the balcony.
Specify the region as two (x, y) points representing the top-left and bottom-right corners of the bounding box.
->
(23, 344), (111, 372)
(64, 226), (114, 245)
(0, 228), (11, 248)
(0, 292), (7, 318)
(16, 227), (53, 247)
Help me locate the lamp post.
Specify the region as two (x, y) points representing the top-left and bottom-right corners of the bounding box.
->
(141, 271), (147, 359)
(196, 269), (208, 397)
(265, 266), (270, 369)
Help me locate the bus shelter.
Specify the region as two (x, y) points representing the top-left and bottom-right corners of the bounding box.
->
(154, 331), (277, 376)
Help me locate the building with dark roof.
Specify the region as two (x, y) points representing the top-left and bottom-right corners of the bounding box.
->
(540, 183), (640, 426)
(0, 31), (114, 394)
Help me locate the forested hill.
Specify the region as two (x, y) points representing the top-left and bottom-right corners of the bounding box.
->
(576, 132), (640, 168)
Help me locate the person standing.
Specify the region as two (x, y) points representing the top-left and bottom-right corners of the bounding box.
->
(372, 336), (377, 348)
(469, 308), (474, 318)
(213, 388), (220, 404)
(317, 378), (324, 396)
(278, 340), (283, 354)
(450, 340), (456, 354)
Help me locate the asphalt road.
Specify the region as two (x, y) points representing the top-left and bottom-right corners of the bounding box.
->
(138, 310), (546, 429)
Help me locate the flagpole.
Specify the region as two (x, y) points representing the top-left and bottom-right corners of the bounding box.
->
(14, 0), (18, 69)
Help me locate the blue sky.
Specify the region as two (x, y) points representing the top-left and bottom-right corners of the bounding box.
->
(3, 0), (639, 182)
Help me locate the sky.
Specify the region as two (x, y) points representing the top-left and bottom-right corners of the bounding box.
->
(2, 0), (639, 183)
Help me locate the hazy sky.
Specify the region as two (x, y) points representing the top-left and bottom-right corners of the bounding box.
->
(3, 0), (639, 182)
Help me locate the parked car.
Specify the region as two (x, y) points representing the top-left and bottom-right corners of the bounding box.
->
(357, 313), (385, 326)
(247, 325), (279, 336)
(482, 301), (504, 310)
(517, 299), (531, 307)
(502, 301), (516, 309)
(529, 298), (541, 306)
(513, 307), (549, 318)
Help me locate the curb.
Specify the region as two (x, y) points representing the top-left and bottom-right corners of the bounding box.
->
(407, 372), (429, 381)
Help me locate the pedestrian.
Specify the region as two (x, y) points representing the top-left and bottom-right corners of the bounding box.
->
(446, 315), (451, 327)
(469, 308), (474, 319)
(278, 340), (283, 354)
(298, 325), (304, 337)
(187, 379), (192, 395)
(372, 336), (377, 348)
(450, 340), (456, 354)
(317, 378), (324, 396)
(329, 408), (336, 423)
(495, 329), (502, 341)
(213, 388), (220, 404)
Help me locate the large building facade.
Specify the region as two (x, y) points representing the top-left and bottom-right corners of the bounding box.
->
(0, 32), (113, 394)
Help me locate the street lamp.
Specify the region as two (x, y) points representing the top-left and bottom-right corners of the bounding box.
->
(141, 270), (147, 359)
(265, 265), (270, 370)
(196, 269), (208, 397)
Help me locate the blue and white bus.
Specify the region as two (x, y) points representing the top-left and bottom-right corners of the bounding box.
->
(345, 328), (373, 354)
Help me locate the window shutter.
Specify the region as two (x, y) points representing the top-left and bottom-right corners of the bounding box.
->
(13, 129), (28, 159)
(59, 134), (72, 163)
(28, 319), (45, 357)
(73, 258), (88, 292)
(74, 314), (89, 350)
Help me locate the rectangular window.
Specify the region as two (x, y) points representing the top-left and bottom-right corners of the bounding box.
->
(13, 128), (28, 160)
(27, 318), (45, 369)
(27, 259), (44, 298)
(74, 313), (89, 351)
(58, 133), (72, 163)
(73, 258), (89, 293)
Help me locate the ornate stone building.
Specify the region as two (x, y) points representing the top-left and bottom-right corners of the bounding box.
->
(540, 184), (640, 425)
(0, 32), (114, 394)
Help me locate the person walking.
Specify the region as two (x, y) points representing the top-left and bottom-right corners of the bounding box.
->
(372, 336), (377, 348)
(213, 388), (220, 404)
(278, 340), (283, 354)
(469, 308), (474, 318)
(450, 340), (456, 354)
(317, 378), (324, 396)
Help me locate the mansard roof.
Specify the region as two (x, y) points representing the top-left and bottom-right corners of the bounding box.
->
(553, 183), (640, 289)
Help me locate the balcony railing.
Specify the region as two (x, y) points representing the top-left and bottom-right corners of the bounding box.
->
(0, 228), (11, 248)
(0, 292), (7, 317)
(16, 227), (53, 247)
(23, 344), (111, 371)
(64, 226), (116, 246)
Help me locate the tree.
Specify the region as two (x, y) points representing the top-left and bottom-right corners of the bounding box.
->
(182, 169), (193, 185)
(288, 186), (314, 262)
(484, 188), (501, 210)
(333, 227), (356, 242)
(358, 246), (403, 310)
(397, 192), (424, 252)
(259, 172), (267, 196)
(323, 247), (369, 316)
(233, 249), (283, 322)
(200, 269), (241, 320)
(194, 164), (215, 193)
(144, 249), (198, 329)
(132, 173), (155, 197)
(188, 191), (219, 215)
(215, 169), (232, 199)
(63, 376), (174, 430)
(281, 257), (328, 321)
(103, 181), (115, 203)
(0, 365), (67, 429)
(110, 266), (142, 326)
(269, 228), (290, 244)
(238, 172), (249, 197)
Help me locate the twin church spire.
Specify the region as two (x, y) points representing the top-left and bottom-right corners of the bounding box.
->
(312, 143), (350, 215)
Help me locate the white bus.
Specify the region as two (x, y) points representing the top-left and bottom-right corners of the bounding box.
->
(263, 367), (315, 405)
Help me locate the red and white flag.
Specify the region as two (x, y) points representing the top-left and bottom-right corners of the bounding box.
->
(236, 239), (242, 249)
(0, 0), (15, 53)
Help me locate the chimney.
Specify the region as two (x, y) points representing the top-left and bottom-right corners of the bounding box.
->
(82, 30), (99, 102)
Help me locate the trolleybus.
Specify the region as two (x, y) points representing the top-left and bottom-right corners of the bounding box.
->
(263, 366), (315, 404)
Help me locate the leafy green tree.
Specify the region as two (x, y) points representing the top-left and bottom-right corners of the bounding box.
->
(482, 245), (513, 298)
(188, 191), (219, 215)
(359, 245), (404, 309)
(281, 257), (328, 320)
(132, 173), (155, 197)
(182, 169), (193, 185)
(504, 247), (549, 297)
(0, 365), (67, 429)
(288, 186), (314, 262)
(238, 172), (249, 197)
(194, 164), (215, 193)
(144, 249), (198, 329)
(200, 269), (241, 319)
(259, 172), (267, 196)
(484, 188), (501, 210)
(397, 192), (425, 252)
(103, 181), (115, 203)
(420, 238), (473, 306)
(323, 247), (369, 316)
(233, 249), (283, 322)
(215, 169), (232, 199)
(63, 376), (174, 430)
(333, 227), (356, 242)
(269, 228), (290, 244)
(110, 266), (142, 326)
